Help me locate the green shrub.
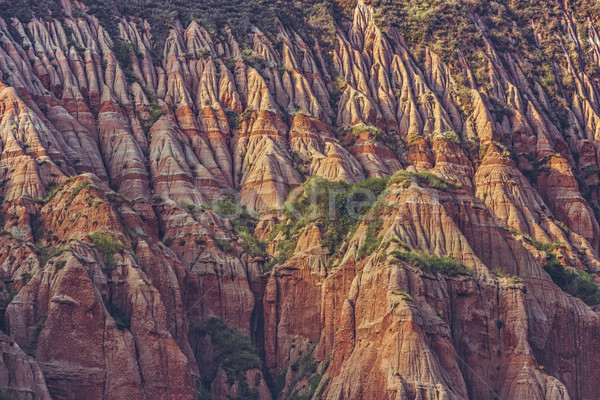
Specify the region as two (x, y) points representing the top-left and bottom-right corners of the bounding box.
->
(356, 218), (384, 260)
(225, 109), (240, 129)
(236, 107), (255, 127)
(179, 201), (200, 212)
(555, 221), (571, 235)
(492, 268), (522, 283)
(523, 235), (566, 252)
(194, 318), (261, 397)
(239, 231), (267, 258)
(391, 249), (470, 276)
(544, 252), (600, 306)
(88, 232), (124, 269)
(36, 182), (63, 204)
(112, 40), (136, 81)
(391, 290), (413, 301)
(391, 170), (461, 191)
(66, 180), (91, 205)
(352, 124), (381, 138)
(273, 176), (390, 266)
(140, 92), (164, 134)
(433, 130), (460, 144)
(213, 199), (268, 258)
(36, 177), (91, 205)
(39, 245), (70, 267)
(241, 49), (266, 70)
(287, 346), (324, 400)
(215, 238), (233, 253)
(357, 235), (381, 260)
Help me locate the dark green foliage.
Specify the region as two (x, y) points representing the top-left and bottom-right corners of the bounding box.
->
(529, 240), (565, 253)
(502, 230), (599, 303)
(36, 182), (63, 204)
(271, 177), (389, 267)
(372, 0), (484, 64)
(434, 130), (460, 144)
(70, 0), (345, 64)
(88, 232), (124, 269)
(488, 95), (514, 122)
(391, 290), (413, 301)
(492, 268), (523, 284)
(0, 0), (65, 22)
(511, 229), (567, 252)
(39, 245), (70, 267)
(195, 318), (261, 399)
(521, 153), (554, 184)
(236, 107), (255, 127)
(22, 315), (46, 356)
(352, 124), (381, 138)
(0, 0), (350, 84)
(36, 176), (89, 205)
(215, 200), (254, 231)
(113, 40), (135, 69)
(264, 368), (288, 400)
(287, 348), (325, 400)
(544, 252), (600, 306)
(135, 82), (165, 133)
(179, 201), (200, 212)
(368, 0), (599, 126)
(357, 235), (382, 260)
(214, 199), (267, 258)
(555, 221), (570, 235)
(66, 180), (92, 206)
(112, 40), (137, 81)
(392, 171), (461, 191)
(215, 238), (233, 253)
(239, 232), (267, 258)
(225, 109), (240, 130)
(391, 249), (471, 276)
(241, 49), (266, 70)
(356, 216), (383, 260)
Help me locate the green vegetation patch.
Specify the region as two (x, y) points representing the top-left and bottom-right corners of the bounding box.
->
(391, 290), (413, 301)
(357, 215), (384, 260)
(352, 124), (382, 138)
(492, 268), (523, 284)
(38, 244), (70, 267)
(213, 199), (267, 258)
(391, 249), (470, 276)
(287, 347), (328, 400)
(194, 318), (261, 399)
(269, 176), (390, 268)
(36, 182), (63, 204)
(66, 180), (92, 206)
(391, 170), (461, 191)
(544, 252), (600, 306)
(88, 232), (124, 269)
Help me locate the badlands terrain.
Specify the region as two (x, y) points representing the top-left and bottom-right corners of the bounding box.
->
(0, 0), (599, 398)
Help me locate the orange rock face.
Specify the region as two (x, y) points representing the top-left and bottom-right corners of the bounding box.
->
(0, 0), (600, 399)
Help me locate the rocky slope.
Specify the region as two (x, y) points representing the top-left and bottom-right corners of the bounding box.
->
(0, 0), (599, 398)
